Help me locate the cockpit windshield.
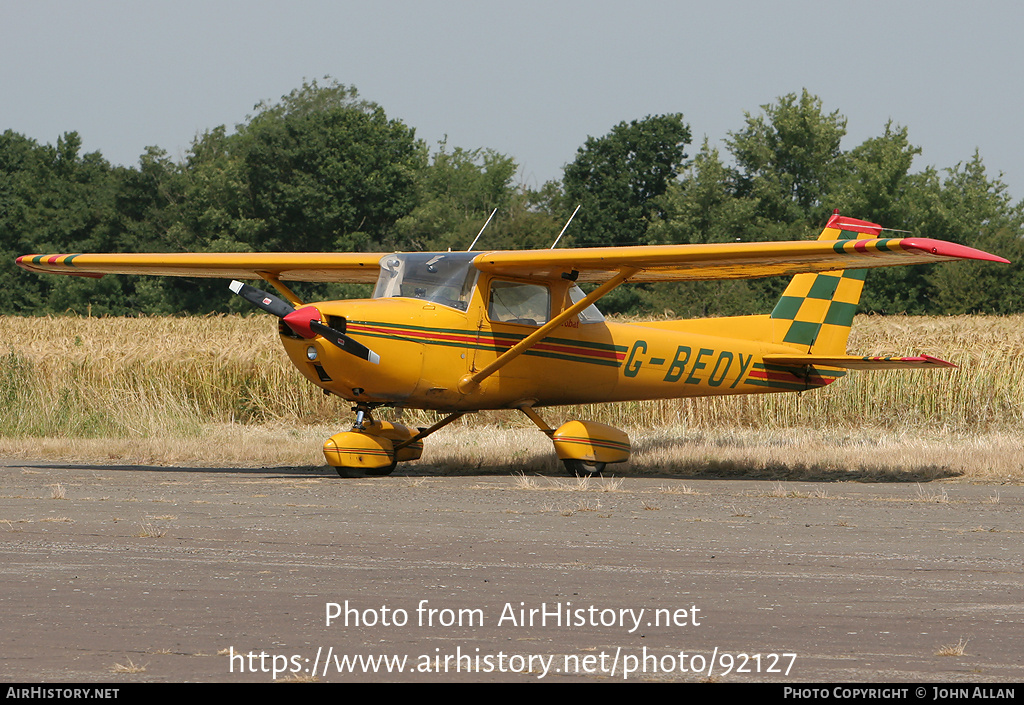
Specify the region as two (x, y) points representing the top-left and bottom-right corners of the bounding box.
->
(373, 252), (479, 311)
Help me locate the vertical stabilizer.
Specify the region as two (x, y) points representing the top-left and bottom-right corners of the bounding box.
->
(769, 211), (880, 354)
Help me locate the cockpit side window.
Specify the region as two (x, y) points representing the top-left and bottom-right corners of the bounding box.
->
(488, 280), (550, 325)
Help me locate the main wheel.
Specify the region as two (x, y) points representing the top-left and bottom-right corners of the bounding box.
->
(365, 458), (399, 476)
(333, 459), (398, 477)
(562, 459), (606, 476)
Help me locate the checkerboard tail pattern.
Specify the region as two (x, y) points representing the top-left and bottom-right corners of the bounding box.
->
(770, 213), (882, 354)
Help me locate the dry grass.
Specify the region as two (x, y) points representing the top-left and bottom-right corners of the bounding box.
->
(915, 484), (951, 503)
(936, 637), (969, 656)
(558, 475), (594, 492)
(1, 420), (1022, 483)
(512, 471), (541, 489)
(3, 314), (1024, 481)
(557, 498), (603, 515)
(110, 658), (147, 673)
(548, 313), (1024, 434)
(624, 427), (1024, 482)
(4, 313), (1024, 435)
(659, 483), (699, 495)
(0, 314), (344, 438)
(49, 483), (66, 500)
(135, 522), (167, 538)
(512, 472), (620, 492)
(597, 476), (625, 492)
(760, 482), (831, 499)
(277, 672), (321, 682)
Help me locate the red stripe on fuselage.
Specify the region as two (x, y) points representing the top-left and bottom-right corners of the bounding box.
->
(347, 323), (625, 361)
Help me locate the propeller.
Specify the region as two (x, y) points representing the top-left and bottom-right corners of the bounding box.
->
(229, 280), (380, 365)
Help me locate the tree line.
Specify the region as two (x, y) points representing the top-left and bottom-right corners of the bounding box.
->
(2, 80), (1021, 317)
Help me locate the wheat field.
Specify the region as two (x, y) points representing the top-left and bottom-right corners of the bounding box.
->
(2, 313), (1022, 480)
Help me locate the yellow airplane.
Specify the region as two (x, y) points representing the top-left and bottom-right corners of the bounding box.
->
(17, 211), (1008, 476)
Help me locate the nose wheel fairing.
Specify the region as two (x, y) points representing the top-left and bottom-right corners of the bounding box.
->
(323, 414), (424, 476)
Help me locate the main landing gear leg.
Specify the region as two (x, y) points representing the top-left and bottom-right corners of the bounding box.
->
(517, 405), (608, 477)
(392, 411), (468, 455)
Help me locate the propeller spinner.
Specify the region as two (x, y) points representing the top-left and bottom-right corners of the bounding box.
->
(229, 280), (380, 365)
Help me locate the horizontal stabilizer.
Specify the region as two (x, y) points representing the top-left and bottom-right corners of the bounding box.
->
(762, 354), (956, 370)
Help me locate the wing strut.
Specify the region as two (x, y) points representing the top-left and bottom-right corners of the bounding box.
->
(258, 272), (304, 307)
(458, 267), (637, 393)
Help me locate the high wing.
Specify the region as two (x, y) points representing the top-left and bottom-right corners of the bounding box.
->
(15, 252), (383, 283)
(472, 238), (1009, 283)
(17, 237), (1007, 284)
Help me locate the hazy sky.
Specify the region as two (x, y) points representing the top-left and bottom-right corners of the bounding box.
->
(3, 0), (1023, 204)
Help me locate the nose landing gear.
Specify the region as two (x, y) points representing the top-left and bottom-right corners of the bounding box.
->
(322, 404), (466, 477)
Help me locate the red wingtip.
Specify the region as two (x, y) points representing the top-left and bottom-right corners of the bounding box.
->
(919, 354), (957, 369)
(825, 212), (883, 236)
(15, 254), (105, 277)
(899, 238), (1011, 264)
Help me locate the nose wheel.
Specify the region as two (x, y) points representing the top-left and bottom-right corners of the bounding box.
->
(324, 406), (467, 477)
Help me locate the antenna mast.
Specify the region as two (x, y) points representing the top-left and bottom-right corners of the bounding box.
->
(467, 208), (498, 252)
(550, 204), (581, 249)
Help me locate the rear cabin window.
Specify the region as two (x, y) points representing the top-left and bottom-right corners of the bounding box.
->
(568, 284), (605, 324)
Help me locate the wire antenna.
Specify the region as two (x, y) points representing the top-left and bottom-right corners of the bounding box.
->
(467, 208), (498, 251)
(550, 204), (581, 249)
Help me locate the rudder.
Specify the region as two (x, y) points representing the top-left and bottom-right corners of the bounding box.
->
(770, 211), (881, 354)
